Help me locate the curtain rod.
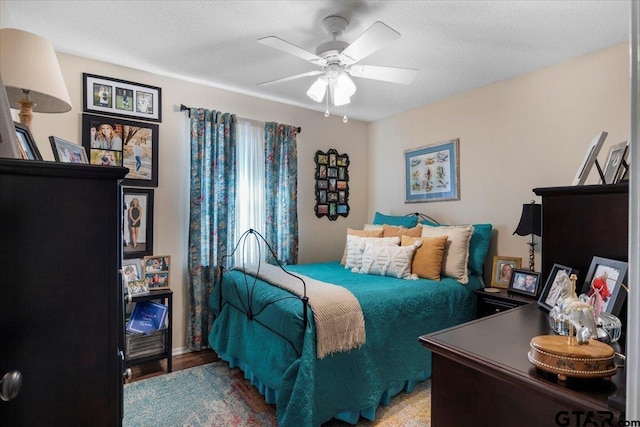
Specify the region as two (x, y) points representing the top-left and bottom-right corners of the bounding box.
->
(179, 104), (301, 134)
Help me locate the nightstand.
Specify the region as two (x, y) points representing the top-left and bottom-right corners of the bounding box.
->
(474, 288), (534, 318)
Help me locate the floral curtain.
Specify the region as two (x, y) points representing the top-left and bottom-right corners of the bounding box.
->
(264, 122), (298, 265)
(187, 109), (236, 351)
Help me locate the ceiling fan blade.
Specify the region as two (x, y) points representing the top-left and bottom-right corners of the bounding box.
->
(257, 70), (324, 86)
(258, 36), (326, 66)
(341, 21), (400, 64)
(349, 64), (418, 85)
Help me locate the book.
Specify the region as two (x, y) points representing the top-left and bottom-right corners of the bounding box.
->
(126, 301), (168, 333)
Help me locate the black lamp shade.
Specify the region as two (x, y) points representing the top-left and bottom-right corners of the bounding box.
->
(513, 202), (542, 237)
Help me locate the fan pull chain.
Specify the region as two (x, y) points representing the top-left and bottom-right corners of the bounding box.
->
(324, 88), (330, 117)
(343, 104), (348, 123)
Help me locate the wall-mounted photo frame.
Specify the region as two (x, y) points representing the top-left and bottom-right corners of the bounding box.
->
(314, 148), (349, 221)
(490, 255), (522, 289)
(404, 138), (460, 203)
(82, 114), (158, 187)
(49, 136), (88, 163)
(123, 187), (154, 259)
(15, 122), (42, 160)
(83, 73), (161, 122)
(572, 131), (607, 185)
(508, 268), (541, 298)
(143, 255), (170, 290)
(537, 263), (580, 312)
(579, 256), (628, 317)
(600, 140), (629, 184)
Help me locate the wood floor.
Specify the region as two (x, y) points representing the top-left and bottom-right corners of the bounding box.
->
(127, 348), (219, 383)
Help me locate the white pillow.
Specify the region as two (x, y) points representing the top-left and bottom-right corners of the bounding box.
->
(344, 235), (400, 270)
(360, 239), (422, 279)
(421, 225), (474, 284)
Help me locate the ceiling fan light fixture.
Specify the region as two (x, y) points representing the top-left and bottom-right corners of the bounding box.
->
(332, 72), (356, 106)
(306, 77), (327, 102)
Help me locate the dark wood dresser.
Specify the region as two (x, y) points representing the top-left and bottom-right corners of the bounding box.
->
(0, 159), (127, 426)
(420, 304), (625, 427)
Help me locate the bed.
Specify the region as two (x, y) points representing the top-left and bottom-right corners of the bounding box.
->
(208, 217), (492, 426)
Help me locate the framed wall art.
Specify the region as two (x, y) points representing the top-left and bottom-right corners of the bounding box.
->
(537, 263), (579, 312)
(579, 256), (628, 317)
(49, 136), (88, 163)
(123, 187), (154, 259)
(490, 255), (522, 289)
(600, 140), (629, 184)
(405, 139), (460, 203)
(508, 268), (541, 298)
(82, 113), (158, 187)
(14, 121), (42, 160)
(83, 73), (162, 122)
(314, 148), (349, 220)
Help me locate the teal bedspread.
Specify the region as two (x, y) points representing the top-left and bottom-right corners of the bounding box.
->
(209, 261), (482, 426)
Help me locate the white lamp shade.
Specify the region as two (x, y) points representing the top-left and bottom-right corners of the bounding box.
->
(0, 28), (72, 113)
(306, 77), (327, 102)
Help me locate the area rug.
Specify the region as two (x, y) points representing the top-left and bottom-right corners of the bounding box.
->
(123, 361), (431, 426)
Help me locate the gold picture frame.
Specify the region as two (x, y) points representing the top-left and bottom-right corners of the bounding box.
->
(490, 255), (522, 288)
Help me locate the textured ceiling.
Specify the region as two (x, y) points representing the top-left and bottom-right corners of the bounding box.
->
(1, 0), (631, 122)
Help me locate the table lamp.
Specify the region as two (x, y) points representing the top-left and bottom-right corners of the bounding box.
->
(0, 28), (72, 128)
(513, 200), (541, 271)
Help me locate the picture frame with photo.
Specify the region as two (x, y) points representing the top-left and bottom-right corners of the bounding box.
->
(600, 140), (629, 184)
(126, 279), (149, 297)
(15, 122), (42, 160)
(314, 148), (349, 221)
(537, 264), (579, 312)
(579, 256), (628, 317)
(122, 258), (143, 284)
(82, 73), (162, 122)
(572, 131), (607, 185)
(81, 113), (159, 187)
(143, 255), (170, 290)
(49, 136), (88, 163)
(490, 255), (522, 289)
(123, 188), (154, 259)
(508, 269), (541, 298)
(405, 139), (460, 203)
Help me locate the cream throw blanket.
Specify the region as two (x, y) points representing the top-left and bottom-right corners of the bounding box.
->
(237, 263), (366, 359)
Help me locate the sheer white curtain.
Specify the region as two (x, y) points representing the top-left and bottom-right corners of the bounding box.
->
(234, 118), (266, 265)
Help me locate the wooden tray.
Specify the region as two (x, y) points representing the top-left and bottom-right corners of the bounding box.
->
(528, 335), (616, 381)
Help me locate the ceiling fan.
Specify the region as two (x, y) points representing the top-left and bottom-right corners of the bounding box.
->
(257, 15), (418, 116)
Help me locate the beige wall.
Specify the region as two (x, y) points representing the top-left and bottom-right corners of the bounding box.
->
(368, 42), (630, 284)
(25, 53), (369, 354)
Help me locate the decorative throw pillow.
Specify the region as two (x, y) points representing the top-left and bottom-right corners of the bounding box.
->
(401, 235), (448, 280)
(421, 220), (492, 276)
(344, 235), (400, 271)
(382, 224), (422, 238)
(360, 239), (422, 279)
(421, 225), (474, 284)
(340, 228), (384, 265)
(372, 212), (419, 228)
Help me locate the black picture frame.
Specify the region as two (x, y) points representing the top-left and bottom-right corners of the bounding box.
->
(537, 264), (579, 312)
(579, 256), (628, 317)
(82, 113), (159, 187)
(508, 268), (541, 299)
(83, 73), (162, 122)
(123, 187), (154, 259)
(49, 136), (88, 163)
(314, 148), (349, 220)
(14, 121), (42, 160)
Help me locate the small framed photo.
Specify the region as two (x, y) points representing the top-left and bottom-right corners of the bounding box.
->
(15, 122), (42, 160)
(490, 256), (522, 289)
(572, 131), (607, 185)
(580, 256), (628, 317)
(601, 140), (629, 184)
(83, 73), (161, 122)
(49, 136), (88, 163)
(508, 269), (541, 298)
(537, 264), (579, 312)
(122, 259), (143, 284)
(123, 188), (154, 259)
(143, 255), (170, 290)
(126, 279), (149, 297)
